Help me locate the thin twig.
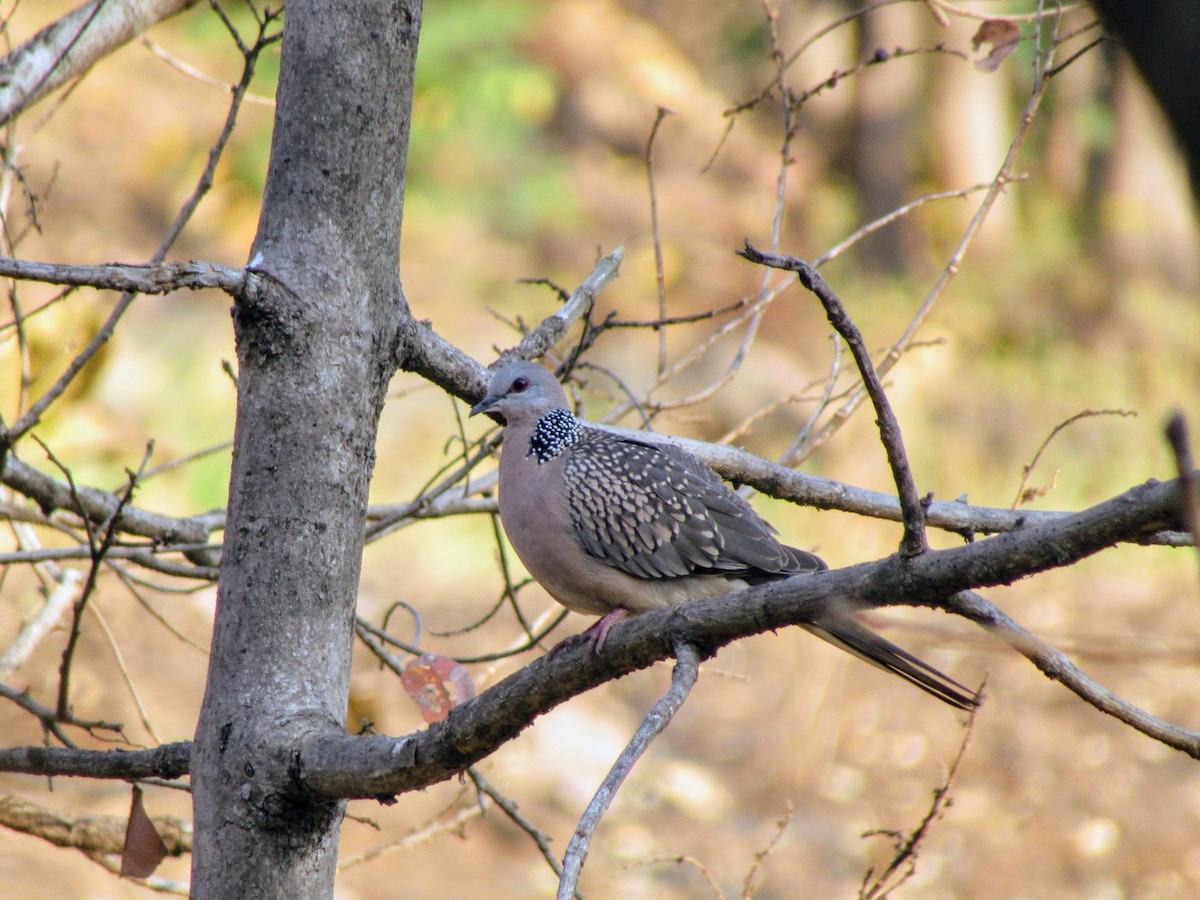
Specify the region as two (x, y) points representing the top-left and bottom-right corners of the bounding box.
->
(812, 180), (1016, 268)
(859, 699), (980, 899)
(140, 37), (275, 106)
(798, 37), (1066, 460)
(1012, 408), (1136, 508)
(490, 511), (540, 643)
(628, 854), (723, 898)
(336, 801), (484, 870)
(508, 247), (625, 363)
(2, 11), (279, 443)
(86, 599), (161, 744)
(557, 642), (701, 899)
(0, 568), (83, 679)
(55, 443), (153, 719)
(737, 244), (928, 556)
(645, 106), (672, 376)
(467, 767), (580, 898)
(741, 802), (796, 898)
(0, 682), (122, 748)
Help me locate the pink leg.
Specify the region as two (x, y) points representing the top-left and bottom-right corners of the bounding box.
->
(582, 607), (630, 656)
(549, 607), (631, 659)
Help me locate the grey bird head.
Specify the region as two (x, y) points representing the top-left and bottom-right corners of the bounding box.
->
(469, 361), (568, 425)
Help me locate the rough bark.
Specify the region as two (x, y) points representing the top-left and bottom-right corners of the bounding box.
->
(189, 1), (421, 897)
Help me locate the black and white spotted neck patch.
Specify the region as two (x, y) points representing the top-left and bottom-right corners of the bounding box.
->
(527, 408), (581, 463)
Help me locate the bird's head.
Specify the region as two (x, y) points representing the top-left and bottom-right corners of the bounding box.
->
(469, 360), (570, 426)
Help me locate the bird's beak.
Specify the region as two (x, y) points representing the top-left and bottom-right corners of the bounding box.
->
(468, 395), (495, 418)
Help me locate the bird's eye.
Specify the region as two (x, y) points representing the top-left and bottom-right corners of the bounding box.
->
(511, 377), (530, 393)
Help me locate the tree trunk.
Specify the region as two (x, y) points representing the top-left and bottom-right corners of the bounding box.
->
(190, 1), (421, 896)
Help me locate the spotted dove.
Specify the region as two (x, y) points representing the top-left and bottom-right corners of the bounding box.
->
(470, 360), (976, 710)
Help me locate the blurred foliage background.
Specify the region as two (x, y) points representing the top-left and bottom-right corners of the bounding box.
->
(1, 0), (1199, 897)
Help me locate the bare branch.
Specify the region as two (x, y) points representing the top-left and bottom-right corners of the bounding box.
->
(335, 799), (482, 871)
(0, 255), (253, 296)
(1013, 408), (1137, 508)
(55, 445), (154, 720)
(947, 591), (1198, 751)
(1, 455), (221, 551)
(742, 803), (796, 899)
(0, 0), (198, 126)
(0, 741), (190, 779)
(558, 642), (700, 899)
(297, 473), (1195, 802)
(0, 682), (122, 747)
(400, 247), (624, 403)
(467, 767), (575, 894)
(2, 472), (1196, 786)
(509, 246), (625, 363)
(0, 792), (191, 856)
(860, 703), (978, 899)
(2, 10), (277, 443)
(645, 107), (672, 375)
(0, 567), (83, 679)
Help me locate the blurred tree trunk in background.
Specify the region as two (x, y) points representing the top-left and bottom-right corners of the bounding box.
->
(928, 14), (1014, 251)
(850, 2), (921, 274)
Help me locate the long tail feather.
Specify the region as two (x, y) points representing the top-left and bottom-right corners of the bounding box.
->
(803, 616), (978, 711)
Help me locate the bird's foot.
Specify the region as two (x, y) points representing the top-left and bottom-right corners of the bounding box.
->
(548, 608), (631, 660)
(581, 607), (630, 657)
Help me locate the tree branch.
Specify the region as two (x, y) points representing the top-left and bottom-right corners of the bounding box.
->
(2, 474), (1194, 786)
(0, 256), (255, 297)
(296, 473), (1195, 802)
(0, 742), (190, 780)
(400, 246), (625, 403)
(0, 792), (191, 857)
(1, 455), (222, 553)
(0, 0), (198, 126)
(946, 590), (1200, 749)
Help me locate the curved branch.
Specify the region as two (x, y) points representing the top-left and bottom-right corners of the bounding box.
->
(947, 590), (1200, 747)
(297, 474), (1195, 801)
(558, 641), (700, 899)
(1, 474), (1194, 786)
(738, 242), (929, 556)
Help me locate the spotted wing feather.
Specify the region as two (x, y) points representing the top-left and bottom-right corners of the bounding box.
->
(564, 430), (809, 581)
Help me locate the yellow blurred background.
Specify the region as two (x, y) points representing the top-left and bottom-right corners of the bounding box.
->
(1, 1), (1199, 897)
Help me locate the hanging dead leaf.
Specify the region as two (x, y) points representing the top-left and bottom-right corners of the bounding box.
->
(401, 653), (475, 723)
(972, 19), (1021, 72)
(120, 784), (168, 879)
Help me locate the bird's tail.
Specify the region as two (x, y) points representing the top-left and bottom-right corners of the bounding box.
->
(803, 615), (979, 711)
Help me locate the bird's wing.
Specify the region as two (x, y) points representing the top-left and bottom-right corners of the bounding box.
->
(564, 431), (802, 580)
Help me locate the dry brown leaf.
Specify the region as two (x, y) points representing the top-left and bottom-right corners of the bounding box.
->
(401, 653), (476, 723)
(972, 19), (1021, 72)
(120, 785), (168, 879)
